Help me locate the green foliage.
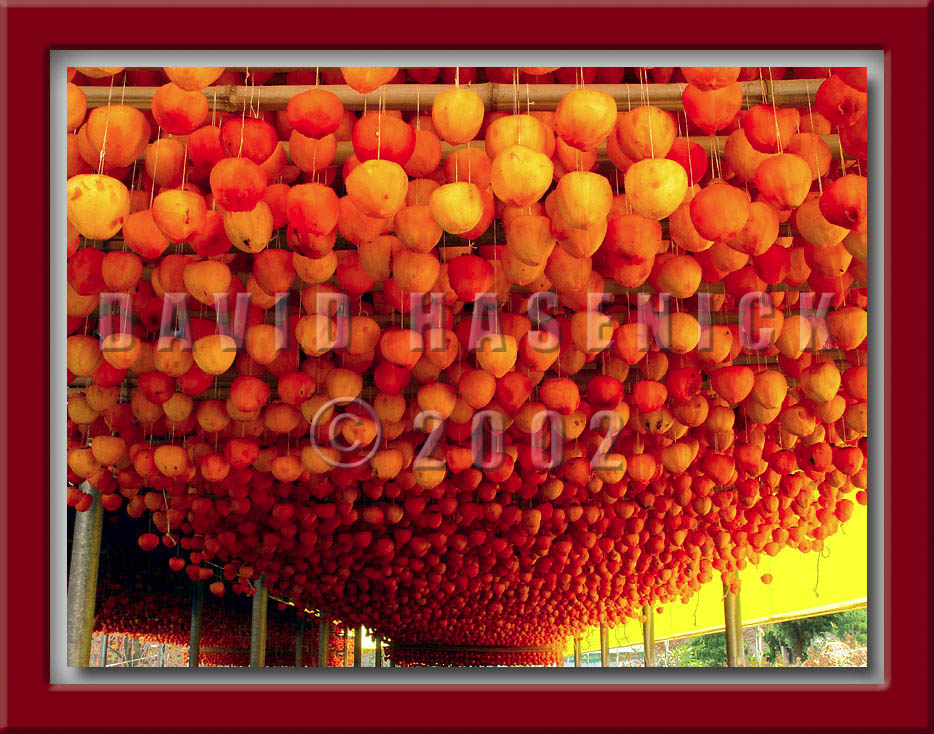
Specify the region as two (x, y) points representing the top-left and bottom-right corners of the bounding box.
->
(667, 632), (749, 667)
(665, 608), (866, 667)
(762, 607), (867, 663)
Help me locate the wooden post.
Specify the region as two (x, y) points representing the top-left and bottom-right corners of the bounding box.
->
(294, 617), (305, 668)
(249, 575), (268, 667)
(353, 626), (363, 668)
(158, 643), (165, 667)
(343, 628), (350, 666)
(99, 633), (109, 667)
(599, 624), (610, 667)
(66, 483), (103, 667)
(188, 581), (204, 668)
(723, 583), (745, 667)
(573, 638), (582, 667)
(317, 618), (331, 668)
(642, 605), (656, 667)
(374, 637), (383, 668)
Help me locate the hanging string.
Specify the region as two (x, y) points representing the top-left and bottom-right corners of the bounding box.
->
(180, 141), (189, 189)
(812, 551), (821, 597)
(148, 127), (162, 208)
(377, 86), (385, 160)
(237, 68), (250, 159)
(767, 67), (783, 155)
(682, 111), (695, 189)
(96, 74), (117, 174)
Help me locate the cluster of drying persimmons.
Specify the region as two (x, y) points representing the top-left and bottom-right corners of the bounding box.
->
(66, 65), (867, 663)
(95, 580), (348, 667)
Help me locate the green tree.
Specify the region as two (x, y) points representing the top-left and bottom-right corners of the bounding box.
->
(763, 608), (867, 663)
(667, 632), (749, 667)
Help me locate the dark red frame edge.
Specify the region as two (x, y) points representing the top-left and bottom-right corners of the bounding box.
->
(1, 3), (930, 732)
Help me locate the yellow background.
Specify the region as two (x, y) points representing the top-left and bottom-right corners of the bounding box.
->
(569, 502), (867, 653)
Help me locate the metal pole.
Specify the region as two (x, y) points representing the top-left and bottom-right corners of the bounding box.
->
(573, 638), (582, 667)
(158, 644), (165, 667)
(188, 581), (204, 668)
(599, 624), (610, 667)
(249, 575), (268, 667)
(375, 637), (383, 668)
(354, 626), (363, 667)
(317, 618), (331, 668)
(723, 583), (745, 667)
(642, 605), (656, 667)
(294, 618), (305, 667)
(99, 633), (109, 667)
(66, 483), (103, 667)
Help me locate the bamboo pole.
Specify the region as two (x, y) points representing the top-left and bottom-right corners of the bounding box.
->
(188, 581), (205, 668)
(723, 583), (745, 667)
(353, 626), (363, 668)
(249, 575), (268, 667)
(294, 617), (305, 667)
(317, 618), (331, 668)
(82, 79), (822, 113)
(642, 605), (656, 667)
(599, 624), (610, 667)
(573, 638), (582, 667)
(66, 483), (102, 668)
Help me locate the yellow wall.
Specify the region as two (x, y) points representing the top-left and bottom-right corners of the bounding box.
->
(570, 501), (868, 654)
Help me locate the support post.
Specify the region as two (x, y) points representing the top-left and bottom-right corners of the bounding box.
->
(317, 618), (331, 668)
(294, 617), (305, 667)
(99, 633), (109, 667)
(573, 638), (582, 667)
(354, 626), (363, 667)
(723, 583), (745, 667)
(343, 628), (350, 666)
(158, 644), (165, 667)
(188, 581), (204, 668)
(66, 483), (103, 668)
(599, 624), (610, 667)
(375, 637), (383, 668)
(249, 575), (268, 667)
(642, 604), (656, 667)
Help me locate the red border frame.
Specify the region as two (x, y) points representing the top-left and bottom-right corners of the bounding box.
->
(2, 3), (931, 732)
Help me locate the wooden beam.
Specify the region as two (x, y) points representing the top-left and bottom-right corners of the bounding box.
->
(82, 79), (822, 113)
